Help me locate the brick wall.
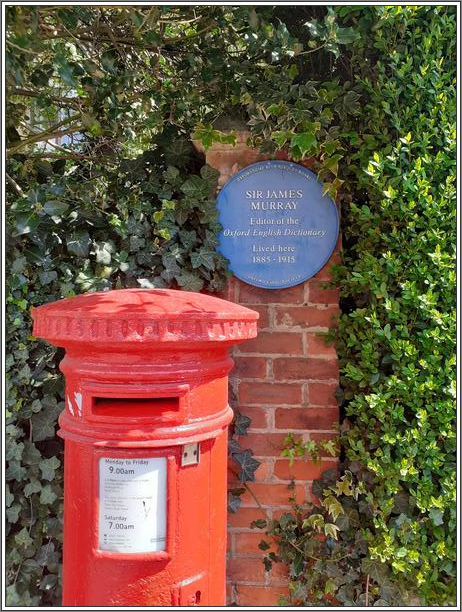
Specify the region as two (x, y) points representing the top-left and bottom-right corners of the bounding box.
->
(195, 135), (340, 607)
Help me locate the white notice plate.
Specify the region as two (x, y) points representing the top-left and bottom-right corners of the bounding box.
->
(98, 457), (167, 553)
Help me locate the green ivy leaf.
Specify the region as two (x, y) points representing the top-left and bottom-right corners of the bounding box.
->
(324, 523), (340, 539)
(258, 539), (270, 550)
(31, 411), (56, 442)
(94, 241), (114, 265)
(43, 200), (69, 216)
(323, 495), (344, 521)
(163, 165), (180, 183)
(175, 271), (204, 292)
(263, 556), (273, 572)
(234, 412), (251, 435)
(291, 552), (305, 577)
(302, 513), (324, 531)
(39, 271), (58, 285)
(361, 558), (389, 583)
(190, 248), (216, 270)
(324, 577), (337, 594)
(22, 442), (42, 466)
(24, 478), (42, 497)
(181, 175), (211, 199)
(178, 229), (198, 250)
(40, 485), (57, 505)
(13, 212), (40, 236)
(15, 527), (33, 548)
(40, 574), (58, 591)
(39, 456), (61, 481)
(200, 164), (219, 185)
(227, 492), (242, 513)
(250, 519), (267, 529)
(66, 230), (90, 257)
(5, 484), (14, 507)
(6, 441), (24, 461)
(232, 449), (260, 482)
(6, 504), (21, 523)
(290, 132), (317, 157)
(336, 27), (361, 44)
(6, 460), (26, 481)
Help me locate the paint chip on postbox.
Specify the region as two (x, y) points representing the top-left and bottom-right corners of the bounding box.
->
(98, 457), (167, 553)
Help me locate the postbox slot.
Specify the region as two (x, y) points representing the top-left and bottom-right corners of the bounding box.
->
(92, 396), (180, 418)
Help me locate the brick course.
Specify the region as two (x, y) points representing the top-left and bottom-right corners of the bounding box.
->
(199, 136), (340, 607)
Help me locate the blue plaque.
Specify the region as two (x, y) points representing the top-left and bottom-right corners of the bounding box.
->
(216, 161), (339, 289)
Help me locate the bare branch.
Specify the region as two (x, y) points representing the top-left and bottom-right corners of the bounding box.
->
(6, 39), (38, 55)
(7, 88), (82, 108)
(7, 126), (83, 155)
(6, 173), (25, 197)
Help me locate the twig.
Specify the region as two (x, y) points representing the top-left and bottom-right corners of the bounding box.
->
(24, 152), (117, 166)
(229, 466), (268, 519)
(296, 42), (327, 56)
(242, 481), (268, 518)
(38, 20), (217, 50)
(7, 127), (82, 155)
(6, 173), (24, 197)
(7, 88), (82, 108)
(6, 39), (38, 55)
(28, 497), (34, 534)
(365, 573), (370, 606)
(12, 562), (23, 585)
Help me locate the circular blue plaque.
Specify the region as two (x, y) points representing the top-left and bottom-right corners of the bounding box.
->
(216, 161), (339, 289)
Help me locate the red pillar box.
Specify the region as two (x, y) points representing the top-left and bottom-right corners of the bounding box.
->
(32, 289), (258, 607)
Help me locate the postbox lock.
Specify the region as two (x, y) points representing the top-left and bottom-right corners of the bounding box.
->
(181, 443), (200, 467)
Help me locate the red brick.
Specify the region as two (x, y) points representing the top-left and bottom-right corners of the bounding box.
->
(239, 282), (304, 304)
(233, 356), (267, 379)
(271, 508), (299, 523)
(227, 507), (268, 529)
(235, 532), (276, 554)
(315, 250), (341, 280)
(309, 382), (338, 406)
(238, 331), (303, 355)
(274, 459), (338, 481)
(239, 381), (302, 405)
(254, 460), (273, 481)
(275, 306), (339, 328)
(236, 406), (268, 430)
(226, 582), (233, 603)
(236, 585), (289, 607)
(269, 561), (290, 582)
(273, 357), (338, 381)
(251, 305), (270, 329)
(306, 332), (337, 356)
(239, 433), (287, 457)
(227, 557), (266, 583)
(275, 407), (339, 430)
(309, 278), (339, 304)
(227, 463), (238, 483)
(212, 283), (234, 302)
(240, 483), (306, 506)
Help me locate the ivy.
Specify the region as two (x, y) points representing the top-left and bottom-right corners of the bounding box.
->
(254, 5), (456, 607)
(5, 5), (456, 607)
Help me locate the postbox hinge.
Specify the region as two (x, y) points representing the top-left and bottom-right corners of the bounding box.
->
(181, 442), (200, 467)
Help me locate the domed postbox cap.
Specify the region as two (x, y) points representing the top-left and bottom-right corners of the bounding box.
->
(32, 288), (258, 349)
